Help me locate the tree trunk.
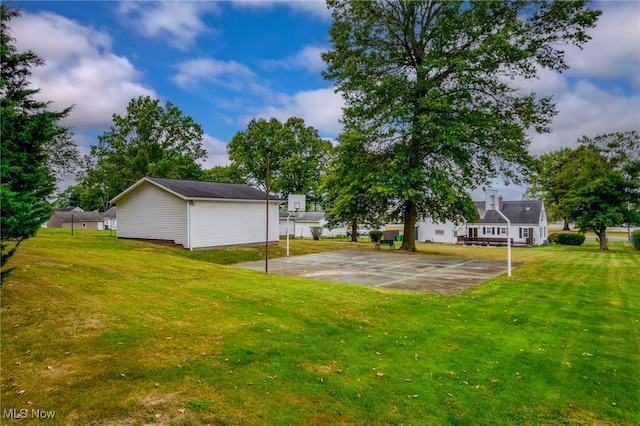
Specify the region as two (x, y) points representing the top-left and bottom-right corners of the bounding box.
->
(596, 226), (608, 251)
(399, 200), (417, 251)
(562, 219), (570, 231)
(351, 220), (358, 242)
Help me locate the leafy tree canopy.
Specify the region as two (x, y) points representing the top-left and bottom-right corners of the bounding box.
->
(555, 131), (640, 250)
(525, 147), (574, 229)
(228, 117), (333, 206)
(203, 164), (247, 185)
(322, 0), (600, 251)
(321, 131), (387, 241)
(79, 95), (207, 211)
(1, 4), (76, 279)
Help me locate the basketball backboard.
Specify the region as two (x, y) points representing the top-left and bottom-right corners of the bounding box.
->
(288, 194), (306, 212)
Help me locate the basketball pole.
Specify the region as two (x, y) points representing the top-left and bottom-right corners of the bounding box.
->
(265, 147), (272, 274)
(286, 209), (297, 256)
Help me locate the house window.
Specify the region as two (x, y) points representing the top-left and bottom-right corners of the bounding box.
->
(520, 228), (529, 238)
(435, 230), (444, 235)
(500, 227), (506, 235)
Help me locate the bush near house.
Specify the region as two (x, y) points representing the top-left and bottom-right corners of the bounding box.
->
(548, 233), (558, 244)
(556, 232), (586, 246)
(310, 226), (323, 240)
(632, 230), (640, 250)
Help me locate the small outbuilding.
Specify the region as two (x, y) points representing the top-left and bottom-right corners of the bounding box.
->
(279, 211), (345, 238)
(110, 177), (282, 249)
(47, 210), (104, 230)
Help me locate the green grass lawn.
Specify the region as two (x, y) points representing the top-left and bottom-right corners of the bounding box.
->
(1, 229), (638, 425)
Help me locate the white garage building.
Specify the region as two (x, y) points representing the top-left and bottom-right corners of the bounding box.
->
(110, 177), (282, 249)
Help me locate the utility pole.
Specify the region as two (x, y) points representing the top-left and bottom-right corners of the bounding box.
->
(265, 147), (272, 274)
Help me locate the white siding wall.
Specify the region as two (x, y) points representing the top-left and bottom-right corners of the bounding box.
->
(189, 201), (280, 248)
(279, 218), (295, 237)
(416, 218), (462, 243)
(537, 206), (548, 244)
(467, 224), (544, 246)
(117, 183), (188, 245)
(296, 222), (317, 238)
(295, 220), (345, 238)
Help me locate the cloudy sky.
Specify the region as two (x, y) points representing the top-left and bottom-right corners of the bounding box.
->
(10, 1), (640, 199)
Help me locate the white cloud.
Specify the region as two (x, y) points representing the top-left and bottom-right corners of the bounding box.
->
(117, 2), (218, 50)
(565, 1), (640, 86)
(172, 58), (256, 89)
(261, 45), (327, 73)
(12, 12), (156, 131)
(529, 80), (640, 155)
(506, 1), (640, 156)
(199, 134), (231, 169)
(231, 0), (331, 21)
(246, 87), (344, 137)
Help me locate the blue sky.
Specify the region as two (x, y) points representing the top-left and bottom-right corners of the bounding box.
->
(10, 1), (640, 200)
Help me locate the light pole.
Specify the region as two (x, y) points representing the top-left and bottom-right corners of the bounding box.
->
(265, 147), (273, 274)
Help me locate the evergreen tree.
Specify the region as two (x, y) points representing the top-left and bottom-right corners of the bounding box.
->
(1, 5), (73, 279)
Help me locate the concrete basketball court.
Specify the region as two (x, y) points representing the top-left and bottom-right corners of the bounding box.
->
(236, 249), (512, 295)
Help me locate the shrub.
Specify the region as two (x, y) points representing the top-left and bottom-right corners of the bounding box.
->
(632, 230), (640, 250)
(369, 230), (383, 243)
(548, 233), (559, 244)
(310, 226), (323, 240)
(556, 232), (586, 246)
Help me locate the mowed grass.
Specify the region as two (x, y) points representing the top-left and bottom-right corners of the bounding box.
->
(1, 229), (638, 425)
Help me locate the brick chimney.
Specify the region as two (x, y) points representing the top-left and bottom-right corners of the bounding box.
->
(498, 194), (504, 210)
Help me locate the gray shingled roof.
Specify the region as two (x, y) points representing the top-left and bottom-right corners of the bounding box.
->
(53, 211), (104, 222)
(112, 177), (282, 203)
(475, 200), (543, 225)
(102, 206), (117, 218)
(295, 212), (326, 222)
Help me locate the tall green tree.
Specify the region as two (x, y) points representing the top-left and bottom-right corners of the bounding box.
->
(81, 96), (207, 210)
(228, 117), (332, 205)
(525, 148), (574, 230)
(321, 131), (387, 241)
(1, 5), (74, 279)
(322, 0), (600, 251)
(203, 164), (247, 184)
(556, 131), (640, 251)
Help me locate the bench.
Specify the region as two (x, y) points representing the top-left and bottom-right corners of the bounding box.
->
(378, 239), (395, 250)
(375, 230), (399, 250)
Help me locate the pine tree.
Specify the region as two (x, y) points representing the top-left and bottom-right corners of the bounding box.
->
(1, 5), (72, 279)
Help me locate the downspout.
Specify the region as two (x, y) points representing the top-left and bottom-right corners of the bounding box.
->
(187, 200), (193, 251)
